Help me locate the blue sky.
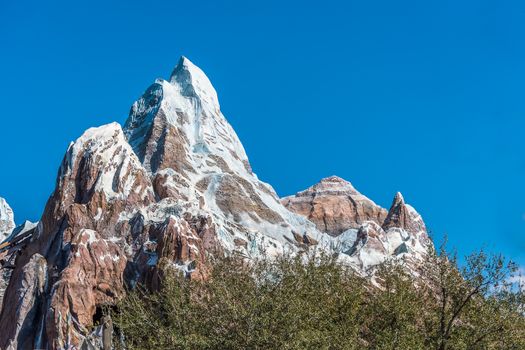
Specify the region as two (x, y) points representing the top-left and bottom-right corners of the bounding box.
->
(1, 0), (524, 265)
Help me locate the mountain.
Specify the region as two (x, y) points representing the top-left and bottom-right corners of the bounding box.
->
(0, 57), (433, 349)
(283, 177), (430, 270)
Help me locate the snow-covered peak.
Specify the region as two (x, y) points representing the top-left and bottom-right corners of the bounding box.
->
(393, 191), (405, 204)
(65, 122), (122, 161)
(169, 56), (220, 110)
(0, 197), (15, 240)
(124, 56), (251, 178)
(61, 122), (154, 202)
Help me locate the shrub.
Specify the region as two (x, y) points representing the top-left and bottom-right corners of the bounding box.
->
(113, 247), (525, 350)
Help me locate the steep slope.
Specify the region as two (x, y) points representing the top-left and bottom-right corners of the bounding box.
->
(0, 220), (37, 309)
(0, 124), (157, 349)
(0, 57), (434, 349)
(123, 56), (327, 258)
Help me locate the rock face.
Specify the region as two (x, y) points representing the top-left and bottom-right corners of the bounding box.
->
(285, 179), (431, 271)
(0, 124), (157, 349)
(0, 57), (434, 349)
(0, 219), (38, 309)
(383, 192), (427, 235)
(0, 198), (15, 242)
(281, 176), (388, 236)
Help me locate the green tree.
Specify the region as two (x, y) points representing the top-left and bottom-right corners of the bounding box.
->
(112, 244), (525, 350)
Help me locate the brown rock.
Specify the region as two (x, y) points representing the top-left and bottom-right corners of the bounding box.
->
(0, 124), (156, 349)
(282, 176), (387, 236)
(0, 253), (47, 350)
(216, 174), (283, 224)
(382, 192), (427, 235)
(47, 229), (127, 348)
(291, 230), (319, 247)
(234, 238), (248, 248)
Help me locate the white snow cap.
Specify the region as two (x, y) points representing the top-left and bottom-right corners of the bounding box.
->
(393, 191), (404, 203)
(0, 197), (15, 240)
(170, 56), (220, 110)
(61, 122), (152, 201)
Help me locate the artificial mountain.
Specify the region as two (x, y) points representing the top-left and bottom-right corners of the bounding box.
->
(0, 57), (433, 349)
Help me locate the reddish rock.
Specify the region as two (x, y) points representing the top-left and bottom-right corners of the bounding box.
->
(0, 57), (435, 349)
(382, 192), (427, 235)
(0, 124), (156, 349)
(47, 229), (128, 348)
(282, 176), (387, 236)
(0, 253), (47, 350)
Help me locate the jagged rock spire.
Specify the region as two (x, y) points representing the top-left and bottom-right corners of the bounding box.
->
(382, 192), (426, 235)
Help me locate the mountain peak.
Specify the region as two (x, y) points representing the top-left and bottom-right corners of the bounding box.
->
(169, 56), (219, 109)
(383, 192), (426, 235)
(315, 175), (357, 193)
(393, 191), (405, 204)
(282, 176), (388, 236)
(0, 57), (435, 349)
(320, 175), (350, 183)
(124, 56), (249, 175)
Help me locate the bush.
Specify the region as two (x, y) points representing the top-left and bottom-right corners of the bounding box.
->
(112, 247), (525, 350)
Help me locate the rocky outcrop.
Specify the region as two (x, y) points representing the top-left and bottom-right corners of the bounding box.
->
(285, 180), (431, 271)
(0, 253), (47, 350)
(0, 57), (435, 349)
(383, 192), (426, 235)
(0, 220), (38, 314)
(348, 191), (430, 271)
(0, 124), (157, 349)
(0, 198), (15, 241)
(282, 176), (387, 236)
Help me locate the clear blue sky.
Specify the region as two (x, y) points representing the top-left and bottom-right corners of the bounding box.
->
(1, 0), (524, 266)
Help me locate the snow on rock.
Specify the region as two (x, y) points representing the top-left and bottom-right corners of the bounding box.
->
(0, 56), (435, 349)
(120, 57), (434, 278)
(285, 181), (432, 272)
(59, 122), (155, 203)
(0, 207), (36, 317)
(0, 123), (158, 349)
(0, 197), (15, 241)
(123, 56), (327, 261)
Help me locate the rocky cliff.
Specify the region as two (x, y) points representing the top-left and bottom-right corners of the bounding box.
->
(0, 57), (433, 349)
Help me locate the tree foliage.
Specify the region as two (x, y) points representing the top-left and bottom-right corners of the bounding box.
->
(113, 245), (525, 350)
